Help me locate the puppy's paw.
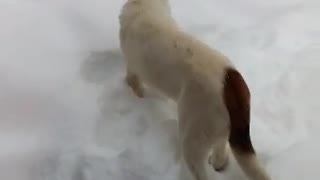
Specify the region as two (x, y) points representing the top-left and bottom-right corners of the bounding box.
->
(208, 153), (229, 172)
(125, 74), (145, 98)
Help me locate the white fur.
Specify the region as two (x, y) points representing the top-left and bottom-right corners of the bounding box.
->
(118, 1), (271, 180)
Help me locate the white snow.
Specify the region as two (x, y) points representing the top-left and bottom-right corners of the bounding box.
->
(0, 0), (319, 179)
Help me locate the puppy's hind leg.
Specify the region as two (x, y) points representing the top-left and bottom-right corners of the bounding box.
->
(178, 82), (212, 180)
(125, 68), (144, 98)
(209, 137), (230, 172)
(182, 135), (211, 180)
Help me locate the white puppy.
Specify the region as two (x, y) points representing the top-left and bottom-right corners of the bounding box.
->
(118, 0), (271, 180)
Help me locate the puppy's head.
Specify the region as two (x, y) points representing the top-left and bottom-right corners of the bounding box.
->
(120, 0), (171, 23)
(126, 0), (169, 8)
(119, 0), (174, 36)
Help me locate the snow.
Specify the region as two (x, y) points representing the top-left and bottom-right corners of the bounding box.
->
(0, 0), (319, 179)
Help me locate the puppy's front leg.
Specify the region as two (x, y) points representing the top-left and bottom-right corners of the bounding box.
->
(125, 69), (145, 98)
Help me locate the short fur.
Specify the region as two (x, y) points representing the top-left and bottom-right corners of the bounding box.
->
(118, 0), (271, 180)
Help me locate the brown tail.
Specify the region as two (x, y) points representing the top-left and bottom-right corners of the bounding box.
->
(223, 68), (271, 180)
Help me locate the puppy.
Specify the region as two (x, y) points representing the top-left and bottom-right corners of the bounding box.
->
(119, 0), (271, 180)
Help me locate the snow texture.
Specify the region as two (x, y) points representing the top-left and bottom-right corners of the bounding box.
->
(0, 0), (319, 179)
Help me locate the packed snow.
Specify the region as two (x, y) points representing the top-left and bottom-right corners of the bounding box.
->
(0, 0), (319, 179)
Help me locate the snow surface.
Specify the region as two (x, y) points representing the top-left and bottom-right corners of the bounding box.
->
(0, 0), (320, 179)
